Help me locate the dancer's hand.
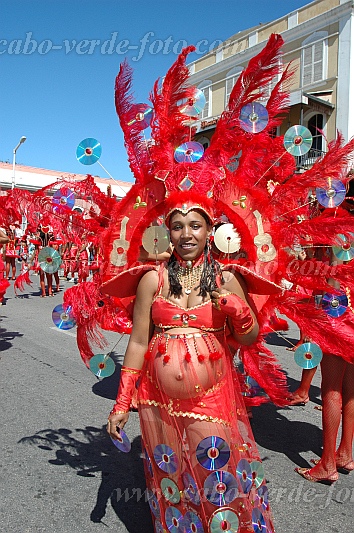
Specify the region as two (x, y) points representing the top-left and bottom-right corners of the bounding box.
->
(107, 412), (129, 439)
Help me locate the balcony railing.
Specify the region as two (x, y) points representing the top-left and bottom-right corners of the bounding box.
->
(295, 148), (326, 169)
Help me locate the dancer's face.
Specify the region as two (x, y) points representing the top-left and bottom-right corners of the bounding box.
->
(169, 210), (211, 261)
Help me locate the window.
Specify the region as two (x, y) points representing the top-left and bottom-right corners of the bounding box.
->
(225, 67), (243, 107)
(197, 136), (210, 150)
(307, 114), (324, 152)
(198, 80), (212, 119)
(302, 32), (328, 87)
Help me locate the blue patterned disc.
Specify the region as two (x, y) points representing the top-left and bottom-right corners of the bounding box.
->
(165, 506), (184, 533)
(196, 436), (230, 470)
(236, 459), (253, 494)
(182, 471), (200, 505)
(147, 489), (160, 519)
(252, 508), (267, 533)
(184, 511), (205, 533)
(153, 444), (179, 474)
(204, 470), (238, 506)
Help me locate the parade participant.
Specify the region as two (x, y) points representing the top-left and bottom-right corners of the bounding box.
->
(4, 226), (18, 280)
(0, 229), (10, 304)
(107, 202), (275, 532)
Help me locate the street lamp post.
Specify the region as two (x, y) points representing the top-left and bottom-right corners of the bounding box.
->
(11, 136), (27, 190)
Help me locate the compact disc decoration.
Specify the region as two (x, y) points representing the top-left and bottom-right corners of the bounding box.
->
(110, 429), (131, 453)
(174, 141), (204, 163)
(294, 342), (323, 369)
(315, 179), (346, 208)
(184, 511), (205, 533)
(214, 223), (241, 254)
(126, 104), (153, 130)
(142, 226), (170, 255)
(183, 471), (201, 506)
(322, 291), (348, 318)
(147, 489), (161, 519)
(242, 376), (266, 398)
(89, 354), (115, 378)
(252, 508), (267, 533)
(153, 444), (179, 474)
(196, 436), (231, 471)
(236, 459), (253, 494)
(52, 304), (76, 330)
(38, 247), (62, 274)
(250, 460), (265, 489)
(283, 125), (313, 156)
(52, 187), (75, 212)
(332, 233), (354, 261)
(161, 478), (180, 504)
(256, 486), (269, 511)
(178, 89), (206, 117)
(239, 102), (269, 133)
(76, 138), (102, 165)
(209, 508), (239, 533)
(165, 506), (185, 533)
(204, 471), (238, 506)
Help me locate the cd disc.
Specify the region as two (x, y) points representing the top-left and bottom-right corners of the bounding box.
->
(89, 354), (115, 378)
(284, 125), (313, 156)
(315, 179), (346, 208)
(250, 460), (265, 489)
(142, 226), (170, 255)
(214, 224), (241, 254)
(236, 459), (253, 494)
(242, 376), (266, 398)
(165, 506), (184, 533)
(161, 478), (180, 504)
(174, 141), (204, 163)
(182, 471), (201, 505)
(147, 489), (160, 519)
(76, 137), (102, 165)
(294, 342), (323, 369)
(256, 486), (269, 511)
(178, 89), (206, 117)
(110, 429), (131, 453)
(209, 509), (239, 533)
(196, 436), (231, 471)
(153, 444), (179, 474)
(126, 104), (153, 130)
(252, 509), (267, 533)
(154, 520), (164, 533)
(204, 471), (238, 506)
(38, 247), (62, 274)
(239, 102), (269, 133)
(184, 511), (205, 533)
(332, 233), (354, 261)
(52, 187), (75, 212)
(52, 304), (76, 330)
(322, 292), (348, 318)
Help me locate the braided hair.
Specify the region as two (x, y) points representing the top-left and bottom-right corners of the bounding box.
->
(167, 242), (223, 298)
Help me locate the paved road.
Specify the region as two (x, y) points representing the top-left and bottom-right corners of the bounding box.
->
(0, 274), (353, 532)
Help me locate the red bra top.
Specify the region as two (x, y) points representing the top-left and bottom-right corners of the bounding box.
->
(151, 264), (226, 332)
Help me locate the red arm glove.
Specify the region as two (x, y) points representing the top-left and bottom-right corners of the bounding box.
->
(218, 293), (255, 335)
(110, 366), (142, 414)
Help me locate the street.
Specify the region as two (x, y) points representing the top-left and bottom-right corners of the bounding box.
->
(0, 274), (353, 533)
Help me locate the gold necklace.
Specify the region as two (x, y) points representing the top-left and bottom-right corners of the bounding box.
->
(177, 263), (203, 295)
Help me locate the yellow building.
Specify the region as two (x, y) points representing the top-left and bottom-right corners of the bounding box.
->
(188, 0), (353, 168)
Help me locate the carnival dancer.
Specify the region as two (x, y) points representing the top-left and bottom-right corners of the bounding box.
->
(107, 201), (275, 532)
(4, 226), (18, 280)
(0, 229), (10, 304)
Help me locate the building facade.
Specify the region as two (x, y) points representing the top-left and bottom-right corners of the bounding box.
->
(188, 0), (354, 168)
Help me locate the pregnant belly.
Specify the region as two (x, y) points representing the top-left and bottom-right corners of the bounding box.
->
(152, 336), (225, 399)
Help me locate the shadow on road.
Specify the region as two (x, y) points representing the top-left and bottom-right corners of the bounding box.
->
(0, 325), (24, 351)
(19, 425), (152, 532)
(252, 402), (323, 467)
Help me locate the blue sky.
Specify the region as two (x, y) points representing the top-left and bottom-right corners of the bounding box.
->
(1, 0), (311, 183)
